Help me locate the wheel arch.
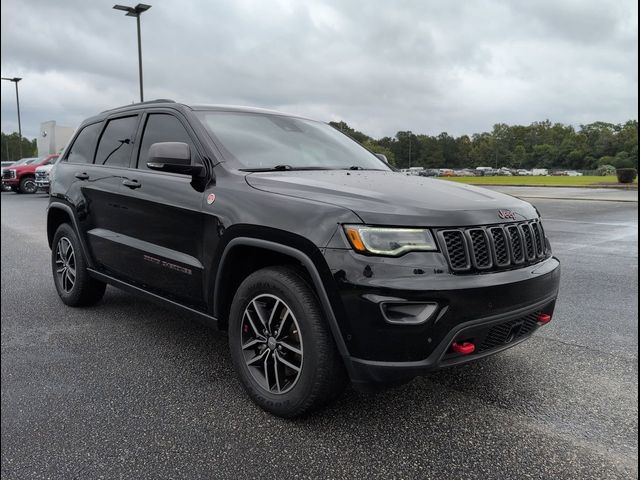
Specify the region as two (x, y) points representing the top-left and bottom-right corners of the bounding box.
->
(47, 202), (94, 268)
(213, 237), (351, 362)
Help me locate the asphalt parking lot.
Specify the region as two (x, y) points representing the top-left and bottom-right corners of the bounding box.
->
(1, 192), (638, 479)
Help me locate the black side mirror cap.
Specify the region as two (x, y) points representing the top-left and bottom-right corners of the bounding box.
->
(146, 142), (205, 177)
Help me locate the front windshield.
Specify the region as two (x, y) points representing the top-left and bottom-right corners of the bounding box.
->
(196, 111), (390, 171)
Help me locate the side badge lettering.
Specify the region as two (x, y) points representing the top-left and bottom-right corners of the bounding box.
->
(207, 193), (216, 205)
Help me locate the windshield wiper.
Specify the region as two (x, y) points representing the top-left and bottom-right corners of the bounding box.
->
(240, 165), (333, 172)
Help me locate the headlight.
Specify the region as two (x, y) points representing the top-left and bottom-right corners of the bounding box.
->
(343, 225), (438, 256)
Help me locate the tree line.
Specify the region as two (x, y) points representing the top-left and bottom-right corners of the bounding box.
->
(0, 132), (37, 162)
(330, 119), (638, 171)
(2, 118), (637, 171)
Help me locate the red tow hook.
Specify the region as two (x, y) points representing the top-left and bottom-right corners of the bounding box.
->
(537, 313), (552, 325)
(451, 341), (476, 355)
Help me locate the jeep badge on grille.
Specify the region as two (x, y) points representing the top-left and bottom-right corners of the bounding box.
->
(498, 209), (517, 220)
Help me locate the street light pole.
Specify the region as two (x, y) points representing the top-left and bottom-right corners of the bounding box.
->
(136, 14), (144, 102)
(1, 77), (23, 158)
(113, 4), (151, 102)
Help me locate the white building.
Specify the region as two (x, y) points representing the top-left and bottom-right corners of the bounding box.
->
(37, 121), (75, 157)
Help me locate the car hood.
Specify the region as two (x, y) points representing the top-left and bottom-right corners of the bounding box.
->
(11, 164), (37, 173)
(245, 170), (538, 227)
(36, 165), (53, 173)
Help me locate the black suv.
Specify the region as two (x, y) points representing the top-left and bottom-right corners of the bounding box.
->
(48, 100), (560, 417)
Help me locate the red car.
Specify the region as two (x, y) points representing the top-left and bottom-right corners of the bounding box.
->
(2, 154), (59, 194)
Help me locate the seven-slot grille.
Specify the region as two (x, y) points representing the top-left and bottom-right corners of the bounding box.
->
(437, 219), (548, 273)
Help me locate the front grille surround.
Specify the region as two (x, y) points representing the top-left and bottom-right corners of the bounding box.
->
(2, 169), (16, 179)
(438, 219), (549, 274)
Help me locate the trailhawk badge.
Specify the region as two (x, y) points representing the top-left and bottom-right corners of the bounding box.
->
(498, 209), (517, 220)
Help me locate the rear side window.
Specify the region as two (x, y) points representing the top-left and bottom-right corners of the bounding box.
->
(137, 114), (195, 169)
(66, 123), (101, 164)
(95, 116), (139, 167)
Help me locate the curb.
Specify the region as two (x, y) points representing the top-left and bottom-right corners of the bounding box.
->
(513, 195), (638, 203)
(464, 183), (638, 190)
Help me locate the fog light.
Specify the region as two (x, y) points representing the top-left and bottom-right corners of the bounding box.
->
(537, 313), (552, 325)
(451, 341), (475, 355)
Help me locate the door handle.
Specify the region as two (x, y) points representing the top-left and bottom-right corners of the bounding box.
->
(122, 179), (142, 189)
(74, 172), (89, 180)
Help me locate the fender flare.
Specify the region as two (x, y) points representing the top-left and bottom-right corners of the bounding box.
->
(214, 237), (351, 362)
(47, 201), (94, 269)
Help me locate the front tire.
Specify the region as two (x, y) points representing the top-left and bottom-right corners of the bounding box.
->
(51, 223), (106, 306)
(229, 266), (346, 417)
(19, 176), (37, 194)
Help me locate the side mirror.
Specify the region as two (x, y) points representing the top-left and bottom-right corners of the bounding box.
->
(146, 142), (205, 177)
(375, 153), (388, 162)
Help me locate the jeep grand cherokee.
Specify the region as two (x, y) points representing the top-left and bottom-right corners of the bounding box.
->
(47, 100), (560, 417)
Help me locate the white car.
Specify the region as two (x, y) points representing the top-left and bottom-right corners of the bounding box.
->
(565, 170), (583, 177)
(35, 156), (62, 192)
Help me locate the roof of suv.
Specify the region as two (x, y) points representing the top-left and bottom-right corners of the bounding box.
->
(93, 100), (306, 122)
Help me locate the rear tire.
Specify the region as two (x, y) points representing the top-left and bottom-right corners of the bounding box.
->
(19, 176), (37, 194)
(51, 223), (106, 306)
(229, 266), (347, 417)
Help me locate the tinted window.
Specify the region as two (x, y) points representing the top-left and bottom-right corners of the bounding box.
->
(137, 114), (194, 169)
(67, 123), (101, 164)
(95, 116), (138, 167)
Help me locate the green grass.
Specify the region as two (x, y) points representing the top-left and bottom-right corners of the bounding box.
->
(439, 175), (637, 187)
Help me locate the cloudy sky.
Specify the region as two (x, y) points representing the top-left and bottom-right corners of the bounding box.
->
(1, 0), (637, 139)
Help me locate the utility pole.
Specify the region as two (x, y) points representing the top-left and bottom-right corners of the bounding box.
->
(1, 77), (23, 158)
(113, 4), (151, 102)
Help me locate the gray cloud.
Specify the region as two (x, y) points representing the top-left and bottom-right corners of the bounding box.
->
(1, 0), (637, 140)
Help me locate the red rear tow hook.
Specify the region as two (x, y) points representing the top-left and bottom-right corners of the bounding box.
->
(537, 313), (552, 325)
(451, 341), (476, 355)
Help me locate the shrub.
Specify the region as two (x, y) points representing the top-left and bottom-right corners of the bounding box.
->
(616, 168), (637, 184)
(597, 164), (616, 176)
(612, 153), (634, 169)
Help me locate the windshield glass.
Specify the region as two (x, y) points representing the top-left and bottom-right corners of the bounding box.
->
(196, 111), (390, 171)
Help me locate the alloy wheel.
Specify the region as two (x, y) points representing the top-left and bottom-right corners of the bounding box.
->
(55, 237), (76, 293)
(241, 294), (303, 394)
(22, 179), (37, 193)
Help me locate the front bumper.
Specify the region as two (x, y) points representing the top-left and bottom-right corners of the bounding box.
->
(35, 179), (50, 189)
(322, 248), (561, 384)
(2, 179), (18, 187)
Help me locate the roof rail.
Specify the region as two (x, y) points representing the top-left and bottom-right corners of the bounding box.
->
(101, 99), (176, 113)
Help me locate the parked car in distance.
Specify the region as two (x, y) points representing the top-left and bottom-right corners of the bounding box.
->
(516, 169), (532, 176)
(400, 167), (424, 176)
(35, 155), (63, 192)
(564, 170), (583, 177)
(419, 168), (439, 177)
(2, 154), (59, 193)
(532, 168), (549, 176)
(48, 100), (560, 417)
(1, 161), (16, 191)
(438, 168), (455, 176)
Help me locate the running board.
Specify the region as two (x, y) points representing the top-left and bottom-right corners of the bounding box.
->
(87, 268), (218, 328)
